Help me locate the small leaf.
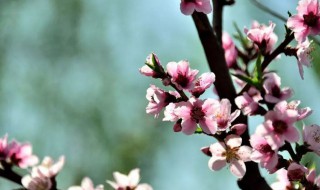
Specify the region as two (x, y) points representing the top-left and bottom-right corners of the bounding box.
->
(195, 127), (203, 134)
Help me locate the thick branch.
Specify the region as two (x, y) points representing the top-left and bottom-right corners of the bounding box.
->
(0, 168), (22, 186)
(213, 0), (223, 44)
(192, 12), (236, 102)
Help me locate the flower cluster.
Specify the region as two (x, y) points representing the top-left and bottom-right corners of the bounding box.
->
(139, 0), (320, 186)
(0, 134), (152, 190)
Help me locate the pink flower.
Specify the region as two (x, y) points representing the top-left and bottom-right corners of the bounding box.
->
(245, 21), (278, 54)
(271, 169), (294, 190)
(163, 103), (180, 122)
(6, 140), (39, 168)
(296, 39), (313, 79)
(139, 53), (164, 78)
(303, 124), (320, 155)
(22, 175), (52, 190)
(34, 156), (65, 178)
(256, 109), (299, 149)
(180, 0), (212, 15)
(287, 0), (320, 43)
(190, 72), (215, 97)
(222, 32), (238, 68)
(235, 92), (260, 116)
(208, 135), (252, 178)
(287, 162), (308, 181)
(212, 99), (240, 131)
(166, 60), (199, 90)
(68, 177), (104, 190)
(107, 168), (153, 190)
(275, 100), (312, 121)
(250, 134), (278, 170)
(174, 98), (218, 135)
(22, 156), (64, 190)
(263, 73), (293, 103)
(146, 85), (176, 117)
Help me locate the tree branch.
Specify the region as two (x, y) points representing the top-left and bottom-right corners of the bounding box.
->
(0, 169), (22, 186)
(213, 0), (223, 44)
(192, 12), (236, 102)
(261, 33), (294, 70)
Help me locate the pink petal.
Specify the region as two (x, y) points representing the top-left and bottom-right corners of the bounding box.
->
(209, 142), (226, 158)
(284, 126), (300, 143)
(208, 157), (226, 171)
(225, 135), (242, 148)
(181, 119), (197, 135)
(229, 159), (246, 178)
(128, 168), (140, 187)
(237, 146), (252, 162)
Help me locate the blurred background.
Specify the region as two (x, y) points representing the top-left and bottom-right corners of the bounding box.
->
(0, 0), (319, 189)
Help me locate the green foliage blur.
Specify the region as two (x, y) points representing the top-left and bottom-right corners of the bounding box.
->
(0, 0), (319, 189)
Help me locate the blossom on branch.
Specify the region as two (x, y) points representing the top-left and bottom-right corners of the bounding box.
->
(139, 53), (164, 78)
(107, 168), (153, 190)
(174, 98), (218, 135)
(250, 134), (279, 171)
(287, 0), (320, 43)
(287, 162), (308, 181)
(256, 108), (299, 150)
(208, 135), (252, 178)
(22, 156), (65, 190)
(68, 177), (104, 190)
(166, 60), (199, 90)
(222, 32), (238, 68)
(263, 73), (293, 103)
(235, 92), (260, 116)
(212, 99), (240, 132)
(275, 100), (312, 121)
(146, 85), (177, 117)
(245, 21), (278, 54)
(303, 124), (320, 155)
(190, 72), (215, 97)
(180, 0), (212, 15)
(296, 39), (313, 79)
(0, 134), (38, 169)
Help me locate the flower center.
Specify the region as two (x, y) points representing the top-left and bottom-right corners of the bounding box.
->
(273, 120), (288, 134)
(271, 85), (281, 98)
(184, 0), (196, 2)
(312, 128), (320, 143)
(191, 106), (205, 122)
(224, 147), (239, 163)
(303, 12), (319, 27)
(215, 113), (228, 128)
(176, 73), (189, 88)
(258, 144), (273, 154)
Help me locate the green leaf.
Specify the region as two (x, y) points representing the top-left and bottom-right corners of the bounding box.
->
(195, 127), (203, 134)
(233, 22), (249, 49)
(232, 73), (258, 88)
(255, 53), (263, 80)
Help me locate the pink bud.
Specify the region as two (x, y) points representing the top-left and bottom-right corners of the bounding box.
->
(287, 162), (308, 181)
(231, 124), (247, 135)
